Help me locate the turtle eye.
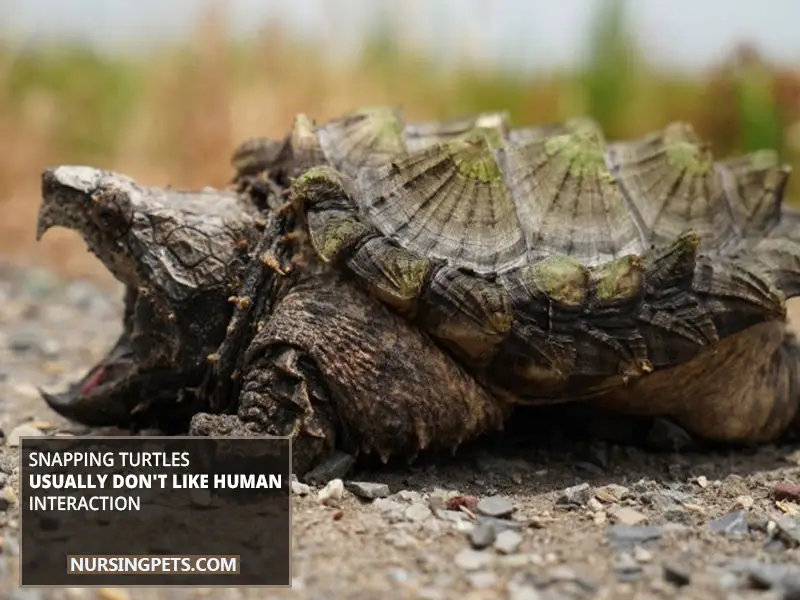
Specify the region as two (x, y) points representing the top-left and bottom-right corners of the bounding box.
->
(91, 188), (132, 232)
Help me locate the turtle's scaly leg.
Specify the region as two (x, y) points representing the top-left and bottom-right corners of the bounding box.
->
(190, 267), (511, 475)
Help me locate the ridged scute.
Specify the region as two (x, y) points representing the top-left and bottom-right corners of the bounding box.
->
(286, 107), (799, 400)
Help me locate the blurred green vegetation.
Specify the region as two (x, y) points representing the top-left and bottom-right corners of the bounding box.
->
(0, 0), (799, 279)
(0, 0), (797, 167)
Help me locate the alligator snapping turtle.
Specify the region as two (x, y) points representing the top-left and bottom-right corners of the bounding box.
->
(35, 107), (800, 474)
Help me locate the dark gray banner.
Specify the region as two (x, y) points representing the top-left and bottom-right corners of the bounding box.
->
(20, 436), (291, 587)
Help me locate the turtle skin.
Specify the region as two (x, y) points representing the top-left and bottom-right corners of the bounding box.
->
(35, 107), (800, 475)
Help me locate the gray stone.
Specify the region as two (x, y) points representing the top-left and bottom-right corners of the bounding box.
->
(454, 548), (492, 571)
(610, 506), (647, 525)
(428, 488), (455, 511)
(614, 553), (642, 582)
(747, 562), (800, 591)
(395, 490), (423, 503)
(3, 536), (20, 556)
(709, 510), (749, 538)
(557, 482), (592, 507)
(477, 515), (522, 532)
(469, 522), (496, 549)
(605, 524), (663, 548)
(345, 481), (390, 500)
(775, 517), (800, 548)
(404, 503), (433, 522)
(435, 509), (467, 523)
(716, 572), (740, 591)
(494, 529), (523, 554)
(594, 484), (629, 502)
(374, 498), (404, 514)
(476, 495), (514, 518)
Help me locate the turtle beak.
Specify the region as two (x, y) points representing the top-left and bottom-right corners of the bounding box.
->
(38, 331), (140, 426)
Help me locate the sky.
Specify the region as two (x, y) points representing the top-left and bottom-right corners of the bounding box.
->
(3, 0), (800, 72)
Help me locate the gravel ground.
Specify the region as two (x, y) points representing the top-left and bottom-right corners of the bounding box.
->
(1, 258), (800, 600)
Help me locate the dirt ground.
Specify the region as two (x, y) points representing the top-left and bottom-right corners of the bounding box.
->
(1, 257), (800, 600)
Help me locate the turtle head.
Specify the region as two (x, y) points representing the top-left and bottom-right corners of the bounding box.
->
(36, 166), (262, 429)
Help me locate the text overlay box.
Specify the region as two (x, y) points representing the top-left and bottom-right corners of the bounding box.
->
(20, 436), (291, 587)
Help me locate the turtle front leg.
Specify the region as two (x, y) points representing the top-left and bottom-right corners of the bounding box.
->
(190, 269), (511, 475)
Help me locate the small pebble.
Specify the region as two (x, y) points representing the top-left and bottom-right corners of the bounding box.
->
(374, 498), (404, 514)
(614, 553), (643, 582)
(610, 506), (647, 526)
(468, 570), (497, 589)
(587, 497), (603, 512)
(291, 479), (311, 496)
(7, 423), (44, 447)
(436, 509), (467, 523)
(605, 524), (663, 548)
(428, 488), (457, 511)
(477, 515), (522, 532)
(557, 482), (593, 507)
(469, 522), (496, 549)
(388, 568), (408, 583)
(404, 503), (433, 522)
(717, 572), (740, 591)
(345, 481), (390, 500)
(633, 546), (652, 562)
(595, 484), (629, 503)
(663, 563), (691, 586)
(494, 529), (523, 554)
(747, 562), (800, 590)
(548, 565), (578, 583)
(0, 487), (17, 511)
(454, 548), (492, 571)
(4, 536), (20, 556)
(775, 516), (800, 547)
(709, 510), (749, 538)
(317, 478), (345, 505)
(476, 495), (514, 518)
(395, 490), (422, 503)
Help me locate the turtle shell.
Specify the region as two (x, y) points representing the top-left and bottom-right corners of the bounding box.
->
(284, 107), (798, 400)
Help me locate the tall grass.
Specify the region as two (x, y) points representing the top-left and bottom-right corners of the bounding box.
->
(0, 4), (798, 286)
